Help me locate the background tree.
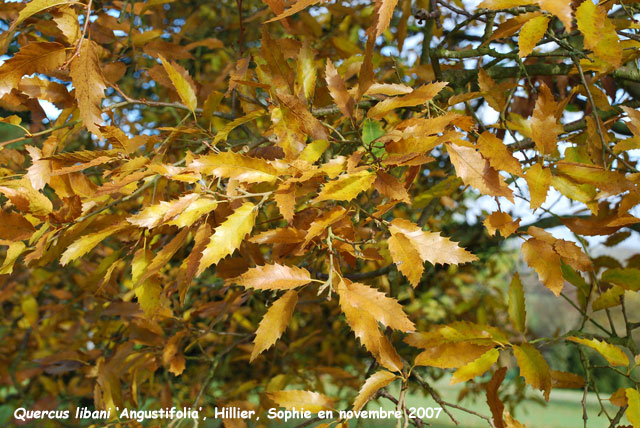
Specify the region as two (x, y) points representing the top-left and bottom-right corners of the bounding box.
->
(1, 0), (640, 426)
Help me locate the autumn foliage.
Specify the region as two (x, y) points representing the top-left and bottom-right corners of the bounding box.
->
(2, 0), (640, 426)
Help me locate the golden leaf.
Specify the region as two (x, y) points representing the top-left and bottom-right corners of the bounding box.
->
(265, 0), (324, 23)
(530, 84), (562, 155)
(568, 337), (629, 367)
(190, 150), (278, 184)
(251, 290), (298, 361)
(450, 348), (499, 385)
(315, 170), (376, 203)
(70, 40), (107, 136)
(197, 202), (256, 275)
(518, 15), (549, 58)
(325, 59), (354, 117)
(388, 233), (423, 287)
(338, 279), (404, 372)
(446, 143), (514, 202)
(0, 211), (35, 241)
(0, 42), (67, 98)
(376, 0), (399, 37)
(159, 54), (198, 112)
(625, 389), (640, 427)
(0, 178), (53, 216)
(11, 0), (77, 31)
(477, 132), (522, 176)
(353, 371), (397, 412)
(367, 82), (448, 119)
(389, 218), (478, 266)
(0, 241), (27, 275)
(576, 0), (622, 68)
(524, 163), (551, 209)
(60, 224), (126, 266)
(522, 238), (563, 296)
(338, 279), (415, 332)
(297, 40), (317, 102)
(513, 343), (551, 401)
(483, 211), (520, 238)
(415, 343), (494, 369)
(229, 264), (312, 290)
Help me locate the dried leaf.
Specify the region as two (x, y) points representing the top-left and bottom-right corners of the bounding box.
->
(266, 390), (334, 412)
(159, 54), (198, 112)
(530, 84), (561, 155)
(0, 42), (67, 98)
(367, 82), (448, 119)
(518, 15), (549, 58)
(70, 41), (106, 136)
(353, 370), (397, 412)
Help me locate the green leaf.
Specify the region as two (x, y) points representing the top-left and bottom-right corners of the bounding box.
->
(362, 119), (385, 145)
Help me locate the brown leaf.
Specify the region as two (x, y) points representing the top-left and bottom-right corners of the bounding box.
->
(0, 42), (67, 98)
(325, 59), (354, 117)
(530, 84), (562, 155)
(229, 264), (312, 290)
(486, 367), (507, 428)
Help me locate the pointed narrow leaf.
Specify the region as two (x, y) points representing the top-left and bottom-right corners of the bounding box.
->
(197, 202), (256, 275)
(159, 54), (197, 112)
(508, 273), (526, 333)
(518, 15), (549, 58)
(388, 233), (423, 287)
(315, 170), (376, 202)
(568, 337), (629, 367)
(230, 264), (312, 290)
(451, 348), (499, 385)
(251, 290), (298, 361)
(353, 371), (397, 412)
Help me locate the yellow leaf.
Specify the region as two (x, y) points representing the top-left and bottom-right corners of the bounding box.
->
(576, 0), (622, 68)
(508, 273), (526, 333)
(530, 83), (561, 155)
(487, 12), (540, 43)
(537, 0), (572, 31)
(297, 40), (317, 102)
(367, 82), (448, 119)
(450, 348), (499, 385)
(524, 163), (551, 209)
(353, 371), (397, 412)
(0, 42), (67, 98)
(625, 389), (640, 427)
(11, 0), (77, 30)
(70, 40), (106, 136)
(513, 343), (551, 401)
(191, 150), (278, 184)
(0, 178), (53, 216)
(365, 83), (413, 96)
(137, 228), (189, 285)
(197, 202), (256, 275)
(21, 294), (38, 327)
(338, 279), (415, 332)
(0, 241), (26, 275)
(267, 390), (334, 413)
(388, 233), (423, 287)
(518, 15), (549, 58)
(338, 280), (404, 372)
(415, 343), (494, 369)
(229, 264), (312, 290)
(165, 197), (218, 228)
(389, 218), (478, 266)
(212, 110), (266, 144)
(522, 237), (563, 296)
(265, 0), (325, 23)
(325, 59), (354, 117)
(303, 206), (347, 246)
(131, 248), (170, 318)
(251, 290), (298, 361)
(568, 337), (629, 367)
(477, 132), (522, 176)
(483, 211), (520, 238)
(376, 0), (399, 37)
(299, 139), (330, 164)
(446, 143), (514, 202)
(60, 224), (126, 266)
(315, 170), (376, 202)
(159, 54), (197, 112)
